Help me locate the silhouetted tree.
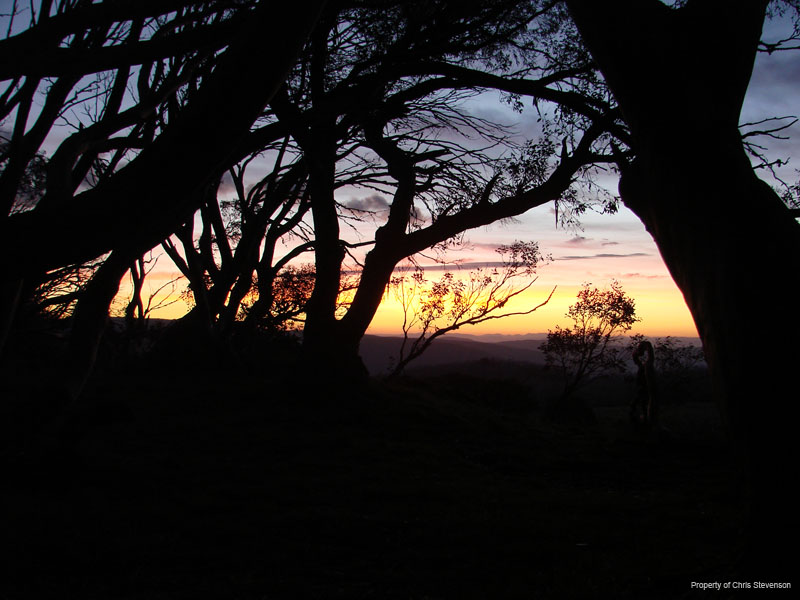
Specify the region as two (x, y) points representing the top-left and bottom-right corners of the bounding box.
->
(1, 0), (324, 272)
(0, 0), (325, 368)
(3, 2), (624, 394)
(11, 1), (629, 389)
(0, 0), (325, 403)
(246, 264), (317, 332)
(0, 139), (98, 325)
(265, 0), (624, 377)
(388, 241), (554, 377)
(159, 147), (314, 335)
(540, 280), (638, 402)
(565, 0), (800, 574)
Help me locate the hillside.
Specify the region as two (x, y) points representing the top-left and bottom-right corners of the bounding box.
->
(360, 334), (548, 375)
(3, 353), (734, 600)
(359, 333), (702, 377)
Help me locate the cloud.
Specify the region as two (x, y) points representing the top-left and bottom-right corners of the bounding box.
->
(741, 24), (800, 185)
(345, 194), (390, 212)
(620, 272), (668, 280)
(393, 261), (513, 272)
(565, 236), (591, 245)
(468, 242), (506, 251)
(217, 171), (237, 196)
(556, 252), (649, 261)
(601, 240), (620, 246)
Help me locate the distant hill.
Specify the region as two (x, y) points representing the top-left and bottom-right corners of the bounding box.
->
(360, 334), (548, 376)
(443, 332), (549, 344)
(360, 332), (702, 377)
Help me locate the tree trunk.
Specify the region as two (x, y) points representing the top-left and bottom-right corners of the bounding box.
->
(124, 258), (145, 332)
(566, 0), (797, 575)
(63, 249), (130, 403)
(621, 138), (800, 577)
(299, 133), (349, 372)
(340, 249), (398, 344)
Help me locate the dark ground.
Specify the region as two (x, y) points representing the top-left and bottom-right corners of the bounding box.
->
(2, 338), (744, 599)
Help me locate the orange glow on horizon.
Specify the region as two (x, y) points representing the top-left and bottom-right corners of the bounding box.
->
(116, 268), (698, 338)
(368, 280), (698, 338)
(109, 196), (700, 338)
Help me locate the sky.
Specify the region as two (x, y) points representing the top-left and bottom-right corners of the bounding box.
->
(354, 17), (800, 339)
(365, 204), (698, 337)
(367, 12), (800, 339)
(4, 2), (799, 339)
(113, 7), (800, 339)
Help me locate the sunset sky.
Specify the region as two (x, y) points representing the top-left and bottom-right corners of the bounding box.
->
(5, 2), (796, 339)
(134, 22), (799, 340)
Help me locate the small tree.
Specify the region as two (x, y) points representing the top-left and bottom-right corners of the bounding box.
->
(388, 241), (554, 377)
(541, 280), (638, 401)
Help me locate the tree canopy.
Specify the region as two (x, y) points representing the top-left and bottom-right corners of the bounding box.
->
(1, 0), (631, 381)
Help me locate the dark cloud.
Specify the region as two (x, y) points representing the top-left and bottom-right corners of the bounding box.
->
(469, 242), (506, 252)
(601, 240), (620, 246)
(345, 194), (390, 212)
(742, 22), (800, 184)
(565, 236), (591, 245)
(621, 272), (668, 280)
(557, 252), (649, 261)
(393, 261), (509, 272)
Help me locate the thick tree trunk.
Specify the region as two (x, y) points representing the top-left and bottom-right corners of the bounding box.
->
(340, 249), (398, 345)
(567, 0), (796, 576)
(300, 153), (346, 357)
(319, 245), (401, 380)
(621, 139), (800, 577)
(63, 249), (130, 403)
(216, 271), (252, 335)
(300, 136), (360, 378)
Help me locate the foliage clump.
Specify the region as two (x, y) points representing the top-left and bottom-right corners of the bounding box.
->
(540, 280), (638, 402)
(388, 241), (553, 377)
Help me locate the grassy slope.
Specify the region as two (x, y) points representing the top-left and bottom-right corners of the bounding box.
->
(3, 355), (739, 599)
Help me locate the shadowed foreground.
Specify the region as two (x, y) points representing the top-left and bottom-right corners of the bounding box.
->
(3, 352), (740, 599)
